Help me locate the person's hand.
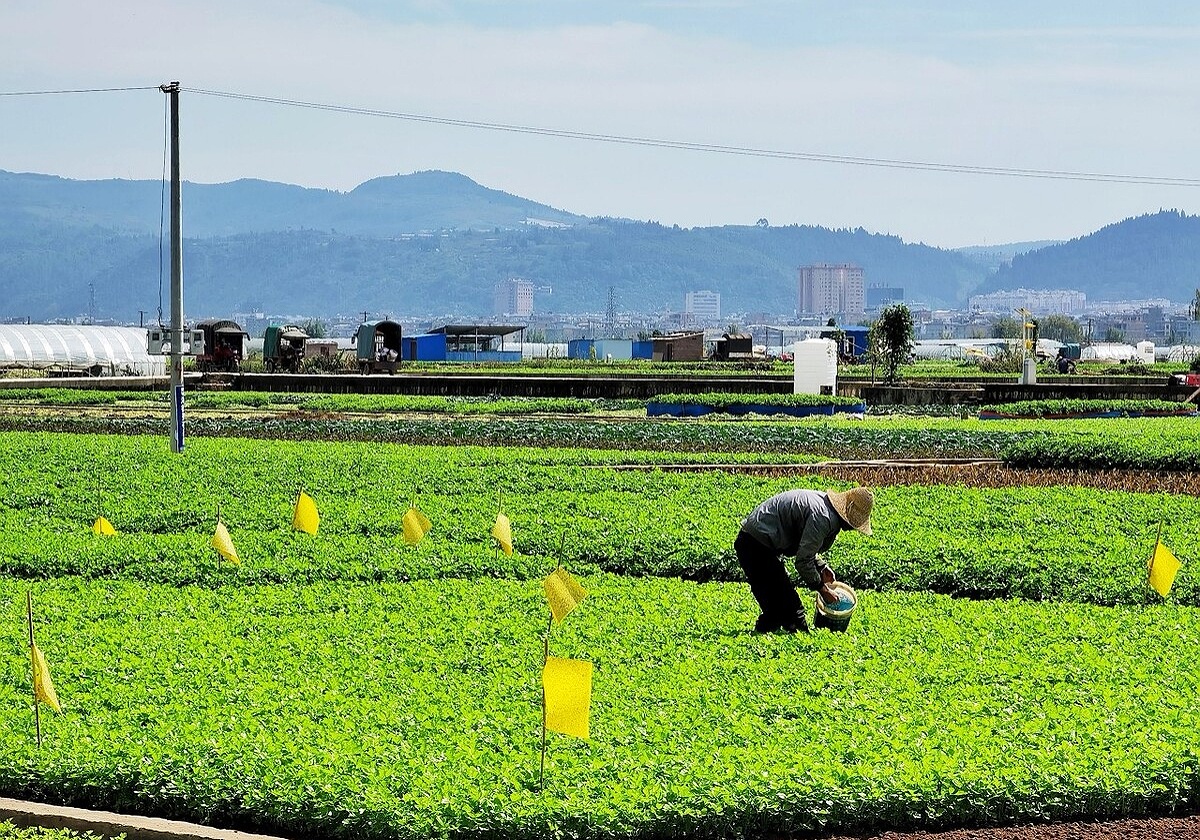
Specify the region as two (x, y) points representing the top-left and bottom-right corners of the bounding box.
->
(818, 583), (840, 605)
(820, 566), (836, 586)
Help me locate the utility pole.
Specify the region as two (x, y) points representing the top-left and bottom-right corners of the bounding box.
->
(161, 81), (185, 453)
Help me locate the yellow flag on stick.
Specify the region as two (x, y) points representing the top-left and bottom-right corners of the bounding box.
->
(31, 643), (61, 713)
(212, 521), (239, 564)
(402, 506), (432, 546)
(544, 568), (587, 623)
(492, 512), (513, 557)
(292, 491), (320, 535)
(92, 516), (116, 536)
(1148, 540), (1182, 598)
(543, 656), (591, 739)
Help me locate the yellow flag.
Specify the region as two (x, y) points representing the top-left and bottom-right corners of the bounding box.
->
(292, 491), (320, 535)
(544, 567), (587, 622)
(402, 506), (432, 546)
(92, 516), (116, 536)
(492, 512), (513, 557)
(212, 521), (239, 564)
(543, 656), (591, 739)
(1148, 540), (1182, 598)
(31, 643), (61, 713)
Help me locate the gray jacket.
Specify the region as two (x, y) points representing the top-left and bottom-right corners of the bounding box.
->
(740, 489), (842, 589)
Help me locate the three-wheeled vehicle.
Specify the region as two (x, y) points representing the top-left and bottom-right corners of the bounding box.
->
(194, 319), (248, 372)
(354, 320), (403, 374)
(263, 324), (309, 373)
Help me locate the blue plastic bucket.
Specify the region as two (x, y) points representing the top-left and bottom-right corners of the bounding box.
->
(814, 583), (857, 632)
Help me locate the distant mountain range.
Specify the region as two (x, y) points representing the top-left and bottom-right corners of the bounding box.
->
(0, 168), (1196, 322)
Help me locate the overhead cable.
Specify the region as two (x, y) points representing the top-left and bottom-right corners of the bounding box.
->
(0, 86), (160, 96)
(186, 86), (1200, 188)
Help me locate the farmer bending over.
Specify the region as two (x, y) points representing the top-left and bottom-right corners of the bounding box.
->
(735, 487), (873, 633)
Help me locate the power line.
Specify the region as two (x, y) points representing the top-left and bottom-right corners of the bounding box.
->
(185, 86), (1200, 188)
(3, 84), (1198, 188)
(0, 86), (160, 96)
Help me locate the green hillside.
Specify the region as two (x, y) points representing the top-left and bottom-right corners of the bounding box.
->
(986, 210), (1200, 301)
(1, 169), (1195, 321)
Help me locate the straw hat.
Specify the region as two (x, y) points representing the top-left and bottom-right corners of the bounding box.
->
(828, 487), (873, 535)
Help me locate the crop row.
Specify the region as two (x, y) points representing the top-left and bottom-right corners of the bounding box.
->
(0, 412), (1039, 458)
(3, 576), (1198, 840)
(0, 432), (1192, 605)
(979, 398), (1194, 418)
(0, 389), (626, 416)
(650, 391), (863, 407)
(7, 408), (1200, 468)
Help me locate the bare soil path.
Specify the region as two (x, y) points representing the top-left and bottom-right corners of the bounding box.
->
(823, 814), (1200, 839)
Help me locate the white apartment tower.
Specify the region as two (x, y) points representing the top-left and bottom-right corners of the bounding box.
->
(798, 264), (865, 319)
(684, 290), (721, 324)
(493, 277), (535, 317)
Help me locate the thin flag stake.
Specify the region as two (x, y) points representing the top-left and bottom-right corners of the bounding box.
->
(495, 490), (504, 561)
(539, 610), (553, 789)
(1149, 517), (1164, 582)
(26, 591), (42, 748)
(539, 535), (570, 789)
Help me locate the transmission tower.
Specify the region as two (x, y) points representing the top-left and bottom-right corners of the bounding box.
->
(604, 286), (617, 337)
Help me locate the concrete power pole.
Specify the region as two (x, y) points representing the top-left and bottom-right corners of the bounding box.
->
(161, 81), (185, 453)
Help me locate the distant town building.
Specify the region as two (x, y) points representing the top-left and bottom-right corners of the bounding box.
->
(968, 288), (1086, 316)
(866, 285), (904, 310)
(493, 277), (534, 317)
(684, 290), (721, 324)
(652, 331), (705, 362)
(797, 264), (865, 320)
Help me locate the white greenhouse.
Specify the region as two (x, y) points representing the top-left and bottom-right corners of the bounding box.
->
(0, 325), (166, 376)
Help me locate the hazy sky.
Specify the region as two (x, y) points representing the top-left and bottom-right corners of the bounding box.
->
(3, 1), (1199, 248)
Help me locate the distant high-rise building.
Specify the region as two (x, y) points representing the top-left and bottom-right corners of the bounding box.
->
(797, 264), (865, 319)
(684, 290), (721, 324)
(493, 277), (534, 317)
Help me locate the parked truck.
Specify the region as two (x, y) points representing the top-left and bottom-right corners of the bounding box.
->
(354, 320), (403, 374)
(263, 325), (308, 373)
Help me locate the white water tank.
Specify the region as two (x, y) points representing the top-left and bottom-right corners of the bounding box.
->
(793, 338), (838, 394)
(1136, 341), (1155, 365)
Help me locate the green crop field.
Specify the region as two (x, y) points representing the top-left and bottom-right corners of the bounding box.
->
(1, 404), (1199, 838)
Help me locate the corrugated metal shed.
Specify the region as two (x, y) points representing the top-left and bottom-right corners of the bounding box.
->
(0, 325), (166, 376)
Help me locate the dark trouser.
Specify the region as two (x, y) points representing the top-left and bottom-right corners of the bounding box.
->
(735, 531), (803, 621)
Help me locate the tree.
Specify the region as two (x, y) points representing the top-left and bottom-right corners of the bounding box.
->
(990, 316), (1022, 339)
(300, 318), (327, 338)
(869, 303), (915, 384)
(1038, 314), (1083, 344)
(1192, 288), (1200, 321)
(1103, 327), (1126, 343)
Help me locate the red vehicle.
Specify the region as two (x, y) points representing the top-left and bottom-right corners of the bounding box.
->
(194, 319), (248, 372)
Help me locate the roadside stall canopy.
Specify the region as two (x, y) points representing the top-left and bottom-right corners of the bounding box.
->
(0, 325), (166, 376)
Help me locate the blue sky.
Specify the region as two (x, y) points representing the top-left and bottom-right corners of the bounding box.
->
(2, 1), (1198, 248)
